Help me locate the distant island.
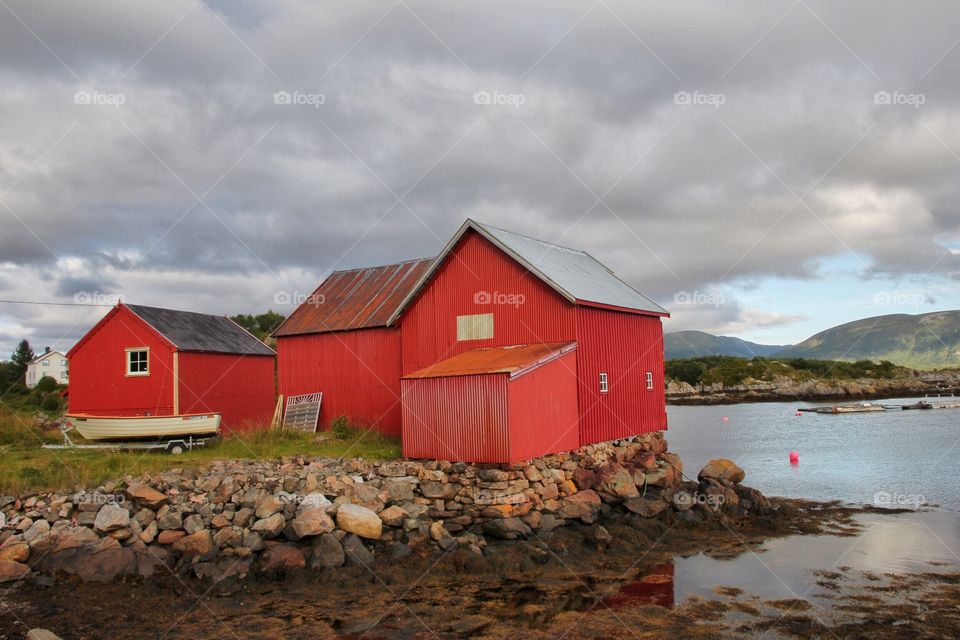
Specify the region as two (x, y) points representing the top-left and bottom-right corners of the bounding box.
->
(666, 310), (960, 370)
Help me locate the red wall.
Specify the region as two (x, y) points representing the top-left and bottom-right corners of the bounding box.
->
(276, 328), (403, 435)
(576, 307), (667, 444)
(68, 307), (176, 417)
(401, 351), (580, 463)
(400, 231), (576, 374)
(177, 352), (276, 434)
(508, 350), (580, 461)
(401, 374), (510, 462)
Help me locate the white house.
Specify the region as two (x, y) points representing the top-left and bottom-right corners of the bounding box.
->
(25, 348), (69, 388)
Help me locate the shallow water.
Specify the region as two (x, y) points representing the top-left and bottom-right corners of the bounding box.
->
(666, 396), (960, 510)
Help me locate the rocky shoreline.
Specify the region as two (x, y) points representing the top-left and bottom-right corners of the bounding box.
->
(666, 373), (960, 405)
(0, 433), (774, 588)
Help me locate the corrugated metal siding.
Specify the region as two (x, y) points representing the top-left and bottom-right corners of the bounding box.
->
(508, 350), (580, 461)
(68, 306), (176, 417)
(576, 307), (667, 444)
(177, 352), (276, 434)
(401, 374), (510, 462)
(274, 259), (432, 336)
(400, 231), (577, 374)
(276, 327), (403, 435)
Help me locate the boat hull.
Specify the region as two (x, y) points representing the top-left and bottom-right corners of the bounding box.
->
(65, 413), (221, 441)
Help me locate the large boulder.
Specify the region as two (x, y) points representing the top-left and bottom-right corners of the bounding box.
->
(559, 490), (601, 523)
(125, 484), (167, 509)
(0, 559), (30, 583)
(336, 504), (382, 540)
(596, 464), (639, 498)
(698, 459), (745, 485)
(0, 541), (30, 563)
(290, 509), (334, 539)
(172, 530), (214, 561)
(624, 497), (668, 518)
(309, 533), (345, 569)
(94, 503), (130, 533)
(251, 513), (286, 539)
(483, 517), (532, 540)
(258, 544), (305, 572)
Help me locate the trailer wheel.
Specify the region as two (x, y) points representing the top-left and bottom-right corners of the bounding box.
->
(167, 442), (186, 455)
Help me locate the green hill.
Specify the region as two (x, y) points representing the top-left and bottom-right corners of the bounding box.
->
(664, 330), (787, 360)
(780, 311), (960, 369)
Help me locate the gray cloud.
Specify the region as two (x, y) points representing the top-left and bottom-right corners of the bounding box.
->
(2, 0), (960, 353)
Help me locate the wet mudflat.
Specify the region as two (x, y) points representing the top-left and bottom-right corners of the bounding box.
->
(4, 501), (959, 639)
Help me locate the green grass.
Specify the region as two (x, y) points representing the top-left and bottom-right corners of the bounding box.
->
(0, 410), (401, 495)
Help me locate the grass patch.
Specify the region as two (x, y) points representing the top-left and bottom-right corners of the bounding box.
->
(0, 408), (401, 495)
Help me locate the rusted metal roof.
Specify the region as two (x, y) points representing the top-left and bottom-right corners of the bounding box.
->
(272, 258), (433, 336)
(402, 342), (577, 380)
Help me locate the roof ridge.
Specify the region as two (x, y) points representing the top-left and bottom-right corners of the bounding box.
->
(326, 257), (434, 276)
(471, 220), (588, 256)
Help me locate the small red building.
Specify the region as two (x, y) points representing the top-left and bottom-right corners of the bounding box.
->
(272, 259), (431, 435)
(68, 303), (276, 433)
(276, 219), (669, 462)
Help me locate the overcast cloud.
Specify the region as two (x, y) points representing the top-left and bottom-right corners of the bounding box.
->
(2, 0), (960, 354)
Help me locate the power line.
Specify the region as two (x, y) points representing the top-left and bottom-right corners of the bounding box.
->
(0, 299), (114, 307)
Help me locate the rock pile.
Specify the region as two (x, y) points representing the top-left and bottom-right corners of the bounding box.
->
(0, 432), (771, 584)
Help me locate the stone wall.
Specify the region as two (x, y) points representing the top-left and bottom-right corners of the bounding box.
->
(0, 432), (771, 584)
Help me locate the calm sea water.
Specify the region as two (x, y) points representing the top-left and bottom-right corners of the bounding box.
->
(665, 396), (960, 511)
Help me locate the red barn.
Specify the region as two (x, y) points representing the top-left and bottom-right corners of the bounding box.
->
(67, 303), (276, 433)
(272, 259), (431, 435)
(276, 219), (668, 462)
(393, 220), (668, 460)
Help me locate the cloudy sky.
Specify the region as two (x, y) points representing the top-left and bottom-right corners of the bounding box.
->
(2, 0), (959, 355)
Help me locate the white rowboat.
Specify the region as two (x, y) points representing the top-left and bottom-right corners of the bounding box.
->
(65, 413), (221, 441)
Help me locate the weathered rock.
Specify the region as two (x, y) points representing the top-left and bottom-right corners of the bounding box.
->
(336, 504), (382, 540)
(23, 519), (50, 544)
(93, 503), (130, 533)
(429, 521), (457, 551)
(483, 517), (532, 540)
(172, 530), (214, 561)
(596, 464), (639, 498)
(157, 530), (186, 545)
(183, 514), (205, 535)
(309, 533), (345, 569)
(342, 534), (375, 566)
(258, 543), (305, 572)
(251, 513), (286, 539)
(0, 559), (30, 583)
(698, 459), (745, 485)
(419, 480), (457, 500)
(213, 527), (241, 548)
(378, 505), (407, 527)
(624, 497), (668, 518)
(26, 630), (63, 640)
(125, 483), (167, 509)
(156, 511), (183, 531)
(559, 490), (602, 523)
(290, 508), (334, 539)
(0, 541), (30, 563)
(255, 495), (285, 519)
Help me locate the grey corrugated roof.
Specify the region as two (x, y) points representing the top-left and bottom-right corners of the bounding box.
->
(387, 219), (668, 323)
(126, 304), (275, 356)
(476, 222), (669, 315)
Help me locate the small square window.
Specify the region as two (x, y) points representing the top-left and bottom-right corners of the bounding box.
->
(126, 349), (149, 376)
(599, 372), (608, 393)
(61, 359), (68, 366)
(62, 370), (68, 379)
(646, 371), (654, 390)
(42, 360), (49, 367)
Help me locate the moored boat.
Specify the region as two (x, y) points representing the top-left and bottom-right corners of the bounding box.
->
(64, 413), (221, 441)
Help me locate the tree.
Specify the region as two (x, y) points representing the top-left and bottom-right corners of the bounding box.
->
(11, 340), (35, 379)
(231, 311), (285, 341)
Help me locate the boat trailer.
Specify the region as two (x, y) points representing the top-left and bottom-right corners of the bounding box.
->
(42, 423), (214, 455)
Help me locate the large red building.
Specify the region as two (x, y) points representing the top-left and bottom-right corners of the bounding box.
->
(68, 303), (276, 433)
(276, 219), (669, 462)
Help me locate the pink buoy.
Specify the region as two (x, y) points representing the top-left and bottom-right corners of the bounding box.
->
(722, 416), (730, 423)
(789, 450), (800, 465)
(795, 411), (802, 416)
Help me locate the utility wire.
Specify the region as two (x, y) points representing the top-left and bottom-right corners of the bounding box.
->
(0, 299), (114, 307)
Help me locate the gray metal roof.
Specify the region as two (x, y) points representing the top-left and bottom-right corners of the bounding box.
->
(126, 304), (275, 356)
(387, 219), (668, 323)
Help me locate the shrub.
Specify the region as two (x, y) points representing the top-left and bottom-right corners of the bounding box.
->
(330, 415), (351, 440)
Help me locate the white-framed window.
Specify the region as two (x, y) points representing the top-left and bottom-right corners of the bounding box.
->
(126, 348), (149, 376)
(62, 370), (68, 379)
(646, 371), (654, 390)
(42, 360), (49, 367)
(599, 372), (608, 393)
(456, 313), (494, 341)
(61, 359), (68, 366)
